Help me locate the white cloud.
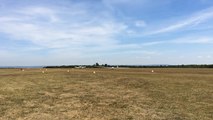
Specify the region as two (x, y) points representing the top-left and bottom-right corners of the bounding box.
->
(0, 16), (23, 22)
(142, 36), (213, 46)
(172, 37), (213, 44)
(197, 55), (203, 58)
(197, 55), (212, 59)
(18, 6), (59, 23)
(0, 5), (127, 50)
(135, 20), (146, 27)
(102, 0), (150, 12)
(148, 7), (213, 35)
(102, 0), (151, 7)
(207, 55), (212, 58)
(103, 0), (143, 5)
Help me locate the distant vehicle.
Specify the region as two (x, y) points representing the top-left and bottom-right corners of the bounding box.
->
(75, 66), (86, 69)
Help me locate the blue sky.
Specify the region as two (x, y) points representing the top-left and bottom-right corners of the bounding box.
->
(1, 0), (213, 66)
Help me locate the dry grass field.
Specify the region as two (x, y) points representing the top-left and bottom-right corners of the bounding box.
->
(0, 68), (212, 120)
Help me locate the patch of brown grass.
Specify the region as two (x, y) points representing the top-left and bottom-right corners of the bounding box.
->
(0, 68), (212, 119)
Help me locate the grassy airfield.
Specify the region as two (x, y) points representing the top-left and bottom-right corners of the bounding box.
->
(0, 68), (212, 120)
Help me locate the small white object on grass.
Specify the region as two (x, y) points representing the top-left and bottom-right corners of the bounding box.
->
(93, 71), (96, 74)
(22, 69), (25, 72)
(67, 70), (70, 72)
(42, 71), (45, 73)
(151, 70), (154, 73)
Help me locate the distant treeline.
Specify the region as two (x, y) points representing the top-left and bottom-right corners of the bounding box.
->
(117, 64), (213, 68)
(44, 64), (213, 68)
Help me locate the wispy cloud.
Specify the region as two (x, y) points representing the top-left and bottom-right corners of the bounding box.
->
(148, 7), (213, 35)
(17, 6), (59, 23)
(0, 5), (127, 50)
(142, 36), (213, 46)
(135, 20), (146, 27)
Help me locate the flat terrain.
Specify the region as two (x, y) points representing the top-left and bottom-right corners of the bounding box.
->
(0, 68), (212, 120)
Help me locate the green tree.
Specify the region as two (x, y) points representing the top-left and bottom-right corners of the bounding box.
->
(95, 62), (99, 66)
